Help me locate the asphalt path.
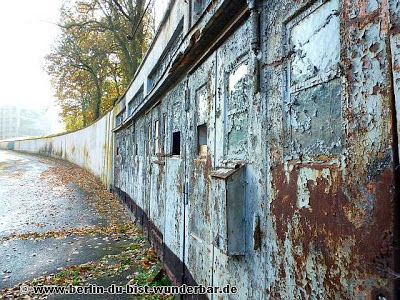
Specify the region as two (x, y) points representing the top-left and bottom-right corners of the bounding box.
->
(0, 151), (141, 299)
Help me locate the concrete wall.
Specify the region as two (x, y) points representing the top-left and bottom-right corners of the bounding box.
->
(0, 110), (116, 188)
(1, 0), (400, 298)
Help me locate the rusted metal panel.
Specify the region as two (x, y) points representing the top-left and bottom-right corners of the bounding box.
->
(4, 0), (400, 298)
(215, 26), (252, 164)
(225, 60), (251, 159)
(288, 0), (340, 87)
(390, 0), (400, 162)
(286, 78), (342, 154)
(264, 0), (398, 298)
(284, 0), (342, 156)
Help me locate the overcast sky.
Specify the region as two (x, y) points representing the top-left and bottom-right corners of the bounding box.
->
(0, 0), (64, 131)
(0, 0), (168, 132)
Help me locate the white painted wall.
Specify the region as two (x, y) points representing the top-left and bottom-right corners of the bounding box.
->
(1, 109), (115, 188)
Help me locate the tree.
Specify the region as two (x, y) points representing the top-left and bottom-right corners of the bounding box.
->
(46, 0), (154, 130)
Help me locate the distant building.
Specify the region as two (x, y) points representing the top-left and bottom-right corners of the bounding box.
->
(0, 105), (51, 140)
(0, 106), (20, 140)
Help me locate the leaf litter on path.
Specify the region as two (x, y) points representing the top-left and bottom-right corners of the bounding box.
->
(0, 154), (172, 299)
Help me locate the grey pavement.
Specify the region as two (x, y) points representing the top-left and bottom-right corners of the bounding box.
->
(0, 235), (133, 289)
(0, 151), (108, 238)
(0, 151), (137, 299)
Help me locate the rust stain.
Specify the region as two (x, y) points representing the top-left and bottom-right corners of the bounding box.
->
(270, 161), (395, 296)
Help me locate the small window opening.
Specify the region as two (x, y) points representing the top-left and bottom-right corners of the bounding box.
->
(154, 120), (159, 154)
(116, 147), (120, 155)
(197, 124), (207, 156)
(172, 131), (181, 155)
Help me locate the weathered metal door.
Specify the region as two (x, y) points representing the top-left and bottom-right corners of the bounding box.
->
(148, 105), (165, 254)
(163, 83), (187, 284)
(211, 17), (267, 298)
(135, 118), (146, 227)
(183, 53), (217, 287)
(144, 113), (152, 233)
(147, 112), (156, 234)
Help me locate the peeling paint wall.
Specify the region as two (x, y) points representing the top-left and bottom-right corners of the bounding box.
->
(2, 0), (400, 298)
(264, 0), (398, 298)
(391, 0), (400, 162)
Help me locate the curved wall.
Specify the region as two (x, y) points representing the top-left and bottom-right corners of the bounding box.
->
(1, 109), (116, 188)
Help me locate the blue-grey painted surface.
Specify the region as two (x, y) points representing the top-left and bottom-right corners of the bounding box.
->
(1, 0), (400, 298)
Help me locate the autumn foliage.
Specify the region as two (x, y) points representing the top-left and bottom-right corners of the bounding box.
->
(45, 0), (155, 131)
